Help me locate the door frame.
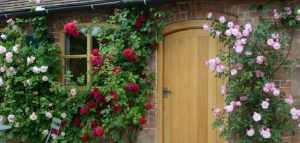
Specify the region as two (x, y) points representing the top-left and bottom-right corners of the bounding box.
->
(157, 20), (222, 143)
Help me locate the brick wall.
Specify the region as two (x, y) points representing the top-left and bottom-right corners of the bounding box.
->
(0, 0), (298, 142)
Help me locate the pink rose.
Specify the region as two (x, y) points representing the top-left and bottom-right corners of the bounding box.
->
(253, 112), (261, 122)
(272, 42), (281, 50)
(42, 76), (48, 81)
(267, 39), (274, 46)
(225, 29), (232, 36)
(224, 105), (234, 113)
(246, 128), (255, 137)
(212, 108), (221, 116)
(261, 100), (269, 109)
(242, 30), (249, 37)
(285, 95), (293, 105)
(221, 85), (226, 95)
(215, 31), (222, 37)
(70, 89), (77, 96)
(256, 56), (266, 65)
(203, 24), (209, 31)
(227, 22), (234, 28)
(216, 65), (225, 73)
(235, 45), (244, 54)
(231, 69), (238, 76)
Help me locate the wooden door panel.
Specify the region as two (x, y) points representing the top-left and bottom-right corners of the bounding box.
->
(163, 29), (210, 143)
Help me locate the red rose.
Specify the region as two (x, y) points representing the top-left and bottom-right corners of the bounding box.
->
(123, 48), (138, 62)
(110, 91), (119, 102)
(101, 39), (107, 45)
(145, 102), (153, 110)
(150, 43), (158, 50)
(138, 15), (146, 23)
(135, 15), (146, 28)
(113, 105), (122, 112)
(92, 48), (99, 56)
(51, 128), (61, 135)
(80, 106), (89, 115)
(64, 22), (80, 38)
(125, 83), (140, 93)
(112, 66), (121, 74)
(92, 127), (104, 136)
(91, 56), (103, 67)
(73, 118), (80, 125)
(139, 117), (147, 125)
(87, 102), (96, 108)
(81, 134), (89, 142)
(98, 122), (103, 127)
(91, 88), (100, 98)
(91, 121), (97, 128)
(123, 48), (134, 58)
(61, 120), (67, 126)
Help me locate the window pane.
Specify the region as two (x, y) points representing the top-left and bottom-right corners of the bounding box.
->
(65, 34), (87, 55)
(64, 58), (87, 84)
(92, 36), (99, 50)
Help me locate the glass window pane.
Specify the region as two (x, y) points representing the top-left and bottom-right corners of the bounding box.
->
(64, 58), (87, 84)
(92, 36), (99, 50)
(65, 34), (87, 55)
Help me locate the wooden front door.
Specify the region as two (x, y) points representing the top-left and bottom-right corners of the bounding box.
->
(159, 20), (225, 143)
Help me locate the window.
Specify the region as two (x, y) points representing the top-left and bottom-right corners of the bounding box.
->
(60, 23), (108, 85)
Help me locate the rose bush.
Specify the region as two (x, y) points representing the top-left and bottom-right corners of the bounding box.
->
(204, 7), (300, 143)
(0, 7), (171, 143)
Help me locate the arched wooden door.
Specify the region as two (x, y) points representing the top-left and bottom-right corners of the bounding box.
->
(157, 20), (225, 143)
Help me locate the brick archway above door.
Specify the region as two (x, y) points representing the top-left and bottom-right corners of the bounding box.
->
(157, 20), (226, 143)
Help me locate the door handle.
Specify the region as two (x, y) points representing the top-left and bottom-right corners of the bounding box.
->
(163, 87), (171, 98)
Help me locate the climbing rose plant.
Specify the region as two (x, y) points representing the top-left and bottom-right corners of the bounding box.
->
(67, 7), (170, 142)
(0, 7), (171, 143)
(204, 7), (300, 143)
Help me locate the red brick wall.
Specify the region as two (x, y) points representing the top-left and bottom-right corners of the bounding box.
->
(1, 0), (299, 142)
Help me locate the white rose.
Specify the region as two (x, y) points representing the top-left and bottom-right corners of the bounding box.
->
(246, 128), (255, 137)
(42, 76), (48, 81)
(12, 44), (19, 53)
(0, 46), (6, 54)
(32, 66), (40, 74)
(1, 33), (7, 40)
(5, 52), (13, 63)
(42, 130), (49, 136)
(219, 16), (226, 23)
(0, 77), (4, 86)
(8, 114), (15, 123)
(272, 89), (280, 96)
(40, 66), (48, 73)
(27, 56), (35, 65)
(61, 113), (67, 119)
(207, 12), (213, 19)
(261, 101), (269, 109)
(45, 111), (52, 119)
